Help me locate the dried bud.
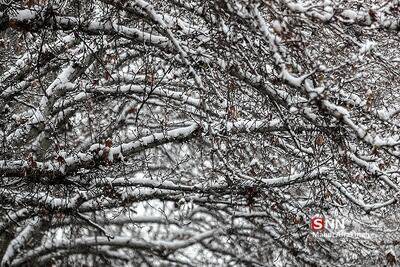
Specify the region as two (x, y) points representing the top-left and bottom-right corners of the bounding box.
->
(105, 138), (113, 148)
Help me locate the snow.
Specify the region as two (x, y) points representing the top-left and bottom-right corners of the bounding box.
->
(289, 106), (298, 114)
(377, 109), (390, 120)
(109, 123), (199, 157)
(2, 2), (400, 266)
(14, 9), (37, 21)
(305, 79), (325, 99)
(165, 123), (199, 138)
(322, 100), (350, 117)
(1, 218), (42, 266)
(377, 107), (400, 121)
(374, 135), (400, 147)
(262, 167), (328, 186)
(272, 20), (283, 33)
(303, 107), (318, 121)
(224, 119), (280, 133)
(286, 1), (309, 13)
(324, 0), (332, 6)
(31, 110), (44, 124)
(359, 40), (376, 55)
(341, 10), (358, 20)
(280, 68), (310, 87)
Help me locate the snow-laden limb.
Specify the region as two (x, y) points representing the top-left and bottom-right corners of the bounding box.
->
(304, 79), (400, 151)
(0, 189), (95, 210)
(283, 0), (400, 30)
(102, 0), (207, 93)
(53, 215), (182, 228)
(345, 149), (399, 191)
(226, 67), (316, 155)
(1, 34), (77, 100)
(76, 212), (114, 239)
(250, 20), (400, 161)
(280, 67), (314, 88)
(253, 5), (315, 87)
(92, 84), (202, 109)
(102, 176), (228, 193)
(1, 118), (310, 179)
(0, 123), (202, 178)
(215, 118), (284, 135)
(1, 8), (178, 51)
(330, 180), (398, 212)
(105, 122), (200, 157)
(228, 64), (299, 107)
(0, 209), (31, 234)
(359, 40), (376, 56)
(377, 106), (400, 121)
(1, 218), (42, 267)
(5, 48), (97, 148)
(35, 247), (131, 265)
(0, 160), (28, 174)
(261, 167), (328, 186)
(56, 17), (177, 50)
(11, 229), (220, 266)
